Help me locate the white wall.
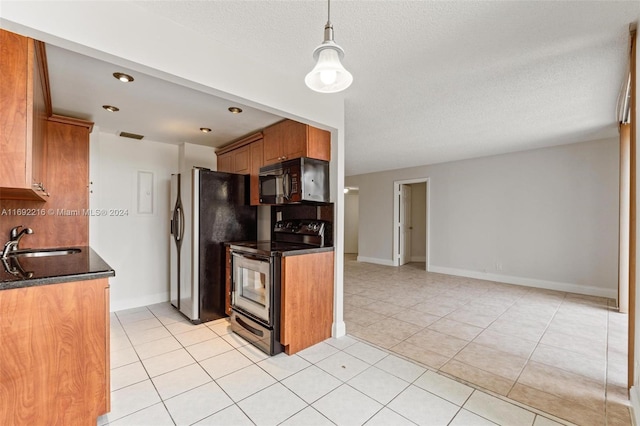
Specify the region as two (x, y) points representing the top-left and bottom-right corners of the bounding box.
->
(344, 191), (359, 253)
(347, 138), (619, 298)
(179, 143), (217, 172)
(90, 131), (179, 311)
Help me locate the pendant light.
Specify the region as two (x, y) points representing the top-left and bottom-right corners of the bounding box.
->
(305, 0), (353, 93)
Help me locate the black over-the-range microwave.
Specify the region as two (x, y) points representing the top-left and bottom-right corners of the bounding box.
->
(258, 157), (330, 204)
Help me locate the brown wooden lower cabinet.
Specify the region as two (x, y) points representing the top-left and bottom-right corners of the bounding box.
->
(0, 278), (110, 425)
(280, 251), (334, 354)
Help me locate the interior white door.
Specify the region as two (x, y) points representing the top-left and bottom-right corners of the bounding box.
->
(399, 184), (412, 265)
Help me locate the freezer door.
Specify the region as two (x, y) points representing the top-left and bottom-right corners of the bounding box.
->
(197, 169), (257, 322)
(169, 173), (181, 309)
(179, 169), (197, 321)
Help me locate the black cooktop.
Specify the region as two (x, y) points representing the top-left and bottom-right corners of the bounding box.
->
(228, 219), (332, 256)
(227, 240), (314, 256)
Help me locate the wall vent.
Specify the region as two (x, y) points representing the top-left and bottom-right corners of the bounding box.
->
(119, 131), (144, 140)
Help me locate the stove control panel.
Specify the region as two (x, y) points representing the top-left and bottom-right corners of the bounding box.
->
(274, 220), (326, 236)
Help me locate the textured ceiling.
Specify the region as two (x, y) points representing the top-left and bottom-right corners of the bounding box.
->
(49, 1), (638, 176)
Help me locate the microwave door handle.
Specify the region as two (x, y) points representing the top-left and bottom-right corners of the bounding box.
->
(283, 171), (291, 200)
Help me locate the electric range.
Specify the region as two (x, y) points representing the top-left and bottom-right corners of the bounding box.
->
(227, 219), (331, 355)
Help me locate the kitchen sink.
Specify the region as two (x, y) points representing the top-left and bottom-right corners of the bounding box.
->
(9, 248), (81, 258)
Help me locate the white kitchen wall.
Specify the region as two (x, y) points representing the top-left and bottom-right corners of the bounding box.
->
(90, 131), (179, 311)
(347, 138), (619, 298)
(179, 143), (216, 172)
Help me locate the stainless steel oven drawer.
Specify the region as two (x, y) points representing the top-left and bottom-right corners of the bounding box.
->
(230, 310), (282, 356)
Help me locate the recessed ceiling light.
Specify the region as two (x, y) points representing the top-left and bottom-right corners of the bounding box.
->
(103, 105), (119, 112)
(113, 72), (134, 82)
(200, 128), (212, 133)
(228, 107), (243, 114)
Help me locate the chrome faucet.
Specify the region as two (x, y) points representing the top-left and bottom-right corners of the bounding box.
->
(2, 226), (34, 259)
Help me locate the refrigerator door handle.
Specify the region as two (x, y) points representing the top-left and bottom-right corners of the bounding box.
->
(178, 204), (185, 243)
(171, 206), (178, 237)
(175, 207), (181, 242)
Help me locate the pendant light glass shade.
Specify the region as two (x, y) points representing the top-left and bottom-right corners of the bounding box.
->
(305, 0), (352, 94)
(305, 42), (353, 93)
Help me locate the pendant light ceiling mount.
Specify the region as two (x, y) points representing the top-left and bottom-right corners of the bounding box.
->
(305, 0), (353, 94)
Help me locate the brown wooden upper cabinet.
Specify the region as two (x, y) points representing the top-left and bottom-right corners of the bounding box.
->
(217, 144), (250, 174)
(215, 119), (331, 206)
(262, 120), (331, 166)
(0, 29), (49, 201)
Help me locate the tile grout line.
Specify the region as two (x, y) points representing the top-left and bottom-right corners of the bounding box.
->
(505, 290), (566, 398)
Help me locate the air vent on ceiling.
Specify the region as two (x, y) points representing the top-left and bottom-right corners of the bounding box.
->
(119, 131), (144, 140)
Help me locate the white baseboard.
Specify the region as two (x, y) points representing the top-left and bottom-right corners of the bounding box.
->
(631, 386), (640, 425)
(332, 320), (346, 338)
(356, 256), (395, 266)
(411, 256), (426, 262)
(429, 265), (617, 299)
(111, 292), (170, 313)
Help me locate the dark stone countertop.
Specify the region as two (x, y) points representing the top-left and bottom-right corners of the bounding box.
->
(0, 246), (115, 290)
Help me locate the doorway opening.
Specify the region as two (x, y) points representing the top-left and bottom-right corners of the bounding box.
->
(393, 178), (429, 269)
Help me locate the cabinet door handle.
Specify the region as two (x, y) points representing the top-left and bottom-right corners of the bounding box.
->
(32, 182), (50, 196)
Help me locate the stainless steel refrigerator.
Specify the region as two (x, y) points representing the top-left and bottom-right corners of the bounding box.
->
(170, 167), (256, 323)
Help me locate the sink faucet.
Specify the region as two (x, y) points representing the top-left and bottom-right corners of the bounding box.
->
(2, 226), (34, 259)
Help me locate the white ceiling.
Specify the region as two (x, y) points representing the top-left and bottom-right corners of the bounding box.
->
(46, 1), (638, 176)
(46, 45), (284, 148)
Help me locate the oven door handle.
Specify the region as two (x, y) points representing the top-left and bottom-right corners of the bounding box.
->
(236, 316), (265, 337)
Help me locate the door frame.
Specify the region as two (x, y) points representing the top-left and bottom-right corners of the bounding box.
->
(393, 178), (430, 269)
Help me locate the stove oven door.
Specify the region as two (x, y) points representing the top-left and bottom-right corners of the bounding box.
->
(231, 252), (272, 324)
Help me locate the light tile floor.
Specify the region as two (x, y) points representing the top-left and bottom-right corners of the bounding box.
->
(100, 302), (570, 426)
(343, 254), (631, 426)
